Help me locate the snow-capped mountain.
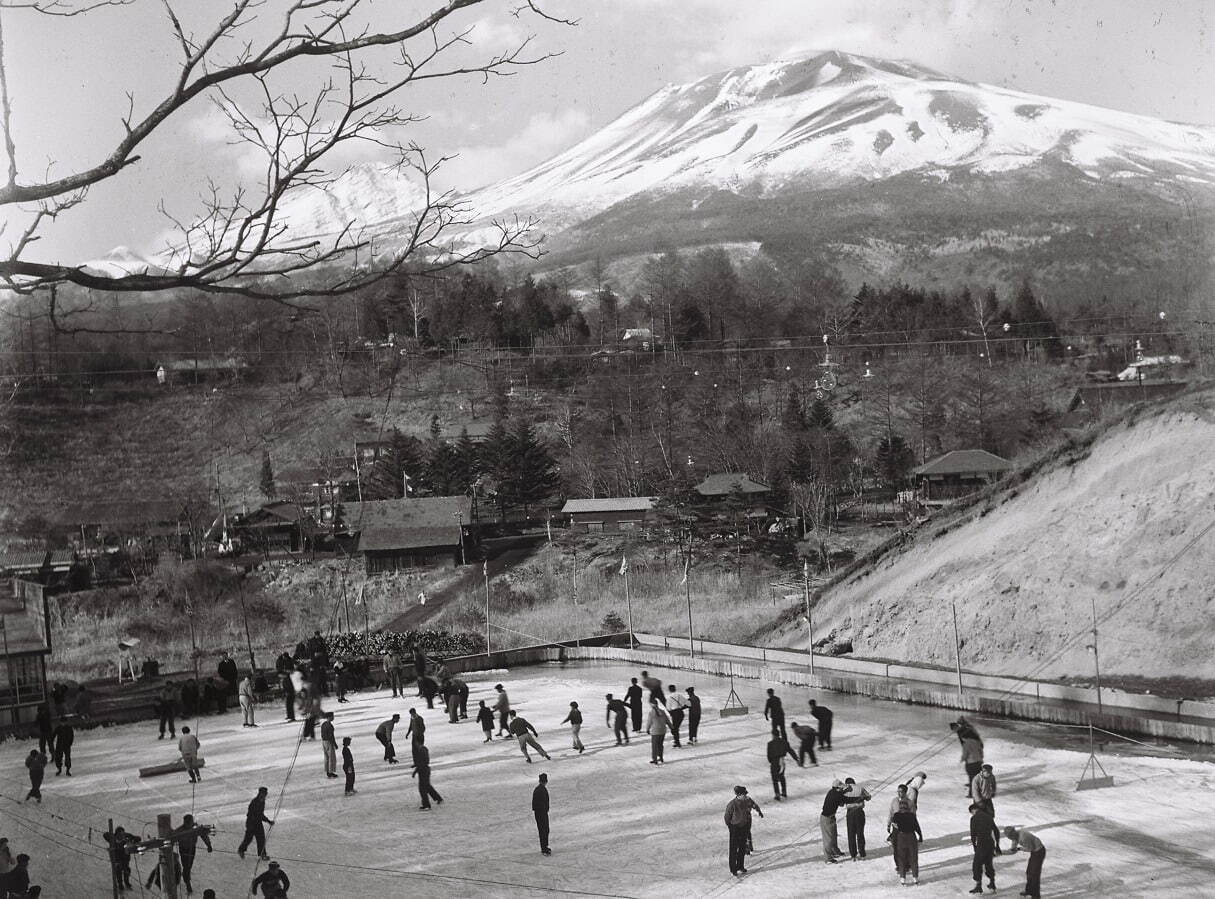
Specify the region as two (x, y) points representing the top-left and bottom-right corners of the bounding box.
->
(80, 245), (172, 278)
(461, 49), (1215, 232)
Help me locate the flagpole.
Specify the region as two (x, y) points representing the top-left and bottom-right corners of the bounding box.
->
(621, 555), (634, 648)
(484, 560), (492, 657)
(685, 561), (694, 660)
(803, 560), (815, 674)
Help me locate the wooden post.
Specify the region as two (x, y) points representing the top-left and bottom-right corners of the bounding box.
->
(623, 560), (634, 647)
(108, 819), (119, 899)
(1091, 597), (1103, 714)
(484, 561), (492, 657)
(157, 813), (178, 899)
(951, 601), (964, 695)
(685, 565), (694, 660)
(237, 581), (257, 675)
(803, 561), (815, 674)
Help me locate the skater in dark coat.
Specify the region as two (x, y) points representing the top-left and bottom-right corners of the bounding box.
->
(24, 749), (46, 803)
(605, 694), (629, 745)
(764, 689), (788, 742)
(476, 700), (494, 742)
(790, 721), (817, 766)
(560, 702), (585, 753)
(532, 773), (551, 855)
(342, 737), (356, 795)
(251, 860), (290, 898)
(508, 711), (551, 763)
(156, 682), (177, 739)
(376, 714), (401, 763)
(968, 803), (997, 894)
(1004, 826), (1046, 899)
(626, 678), (644, 732)
(843, 777), (872, 860)
(4, 853), (40, 898)
(685, 687), (702, 744)
(640, 670), (664, 704)
(281, 670), (296, 721)
(217, 653), (239, 699)
(52, 720), (74, 776)
(808, 699), (833, 749)
(405, 708), (426, 763)
(666, 684), (687, 747)
(766, 733), (797, 800)
(237, 787), (274, 860)
(104, 827), (137, 890)
(891, 799), (923, 885)
(411, 744), (443, 810)
(723, 785), (763, 875)
(173, 813), (212, 894)
(35, 704), (53, 755)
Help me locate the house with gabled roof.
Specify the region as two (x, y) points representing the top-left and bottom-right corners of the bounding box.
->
(348, 496), (472, 575)
(913, 450), (1012, 503)
(560, 497), (656, 533)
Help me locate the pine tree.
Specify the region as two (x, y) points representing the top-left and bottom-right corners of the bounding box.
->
(481, 419), (514, 518)
(503, 419), (560, 516)
(452, 429), (480, 494)
(259, 450), (276, 500)
(782, 385), (804, 431)
(873, 433), (916, 489)
(426, 439), (459, 495)
(806, 397), (834, 431)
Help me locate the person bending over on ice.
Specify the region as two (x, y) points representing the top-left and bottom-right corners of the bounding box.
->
(251, 860), (290, 898)
(1004, 826), (1046, 899)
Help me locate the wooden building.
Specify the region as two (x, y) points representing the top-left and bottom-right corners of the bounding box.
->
(0, 579), (52, 727)
(1067, 381), (1187, 418)
(561, 497), (656, 533)
(351, 496), (472, 575)
(233, 502), (320, 554)
(913, 450), (1012, 503)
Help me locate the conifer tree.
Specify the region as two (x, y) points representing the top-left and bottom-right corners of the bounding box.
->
(259, 450), (276, 500)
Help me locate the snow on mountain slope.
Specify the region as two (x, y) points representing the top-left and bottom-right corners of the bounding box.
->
(459, 50), (1215, 230)
(80, 245), (173, 278)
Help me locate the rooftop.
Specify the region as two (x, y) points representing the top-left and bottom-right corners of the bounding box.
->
(349, 496), (472, 552)
(561, 497), (656, 514)
(913, 449), (1013, 477)
(694, 473), (771, 496)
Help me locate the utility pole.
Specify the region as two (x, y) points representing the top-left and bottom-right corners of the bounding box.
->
(108, 819), (119, 899)
(1088, 597), (1103, 714)
(622, 554), (634, 648)
(572, 545), (578, 605)
(484, 561), (492, 656)
(803, 561), (814, 674)
(157, 814), (177, 899)
(183, 588), (200, 684)
(237, 581), (257, 674)
(951, 601), (964, 695)
(683, 528), (694, 659)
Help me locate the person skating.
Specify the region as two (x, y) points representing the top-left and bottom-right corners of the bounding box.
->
(819, 779), (851, 861)
(24, 749), (46, 803)
(217, 652), (239, 700)
(406, 708), (427, 764)
(886, 776), (925, 873)
(237, 786), (275, 860)
(605, 694), (630, 745)
(842, 777), (872, 861)
(765, 733), (797, 800)
(178, 726), (202, 783)
(251, 860), (290, 898)
(971, 764), (1003, 852)
(476, 700), (495, 742)
(301, 688), (321, 741)
(723, 785), (763, 875)
(532, 773), (552, 855)
(507, 710), (551, 763)
(790, 721), (817, 766)
(640, 670), (664, 704)
(52, 718), (74, 776)
(383, 649), (403, 697)
(157, 682), (178, 739)
(808, 699), (832, 749)
(890, 798), (923, 886)
(450, 676), (470, 719)
(626, 678), (644, 732)
(375, 714), (401, 764)
(763, 688), (788, 742)
(1004, 826), (1046, 899)
(493, 684), (511, 736)
(173, 813), (212, 895)
(411, 743), (443, 810)
(959, 728), (984, 797)
(342, 737), (356, 795)
(333, 657), (349, 703)
(4, 853), (41, 898)
(666, 684), (687, 747)
(560, 701), (585, 753)
(685, 687), (701, 744)
(968, 803), (997, 894)
(320, 713), (338, 778)
(280, 669), (296, 722)
(645, 697), (672, 765)
(35, 704), (52, 756)
(442, 678), (459, 723)
(240, 673), (258, 727)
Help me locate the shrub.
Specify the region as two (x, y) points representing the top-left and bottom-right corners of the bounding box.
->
(601, 611), (626, 632)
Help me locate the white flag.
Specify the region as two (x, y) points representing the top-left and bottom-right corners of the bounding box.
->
(483, 560), (488, 578)
(679, 556), (689, 586)
(619, 554), (629, 576)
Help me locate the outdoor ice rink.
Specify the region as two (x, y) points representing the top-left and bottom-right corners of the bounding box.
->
(2, 660), (1213, 898)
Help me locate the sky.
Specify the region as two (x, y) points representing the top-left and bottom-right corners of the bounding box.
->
(3, 0), (1213, 264)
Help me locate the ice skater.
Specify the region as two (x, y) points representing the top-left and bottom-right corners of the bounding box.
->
(178, 726), (202, 783)
(376, 714), (400, 764)
(890, 798), (923, 886)
(173, 813), (212, 894)
(808, 699), (832, 749)
(723, 785), (763, 876)
(666, 684), (687, 747)
(320, 713), (338, 778)
(1004, 826), (1046, 899)
(406, 708), (426, 763)
(971, 764), (1002, 851)
(52, 718), (74, 776)
(819, 779), (850, 861)
(685, 687), (701, 744)
(968, 802), (997, 893)
(766, 732), (796, 800)
(342, 737), (356, 795)
(104, 827), (137, 890)
(532, 772), (551, 855)
(640, 670), (664, 704)
(507, 711), (551, 763)
(493, 684), (511, 736)
(157, 682), (177, 739)
(763, 688), (788, 742)
(240, 673), (258, 727)
(476, 700), (494, 742)
(842, 777), (872, 860)
(645, 697), (672, 765)
(411, 743), (443, 810)
(251, 860), (290, 897)
(790, 721), (817, 766)
(605, 694), (630, 745)
(958, 727), (984, 797)
(383, 650), (403, 698)
(237, 786), (274, 860)
(560, 702), (585, 753)
(24, 749), (46, 803)
(626, 678), (644, 732)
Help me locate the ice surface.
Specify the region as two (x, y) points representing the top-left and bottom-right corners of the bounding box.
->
(2, 662), (1212, 897)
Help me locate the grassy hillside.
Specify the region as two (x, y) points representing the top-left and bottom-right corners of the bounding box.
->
(763, 384), (1215, 679)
